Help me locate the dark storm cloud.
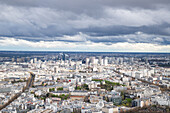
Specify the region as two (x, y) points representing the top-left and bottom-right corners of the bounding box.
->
(0, 0), (170, 45)
(84, 32), (170, 45)
(81, 24), (170, 37)
(1, 0), (170, 10)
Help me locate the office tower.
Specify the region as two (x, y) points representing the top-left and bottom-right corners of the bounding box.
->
(17, 58), (21, 63)
(130, 57), (134, 64)
(34, 58), (37, 63)
(86, 58), (89, 65)
(104, 57), (108, 66)
(95, 59), (99, 65)
(30, 59), (34, 64)
(98, 56), (102, 65)
(12, 58), (15, 62)
(120, 58), (123, 64)
(91, 57), (95, 65)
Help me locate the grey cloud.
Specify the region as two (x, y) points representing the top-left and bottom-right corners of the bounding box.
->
(0, 0), (170, 46)
(81, 23), (170, 37)
(1, 0), (170, 10)
(84, 32), (170, 45)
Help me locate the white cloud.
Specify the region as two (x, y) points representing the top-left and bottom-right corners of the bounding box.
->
(57, 32), (87, 42)
(153, 37), (164, 42)
(0, 37), (170, 52)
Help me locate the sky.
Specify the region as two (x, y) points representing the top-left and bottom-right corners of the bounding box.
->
(0, 0), (170, 52)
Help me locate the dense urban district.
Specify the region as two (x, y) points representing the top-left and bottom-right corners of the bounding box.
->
(0, 51), (169, 113)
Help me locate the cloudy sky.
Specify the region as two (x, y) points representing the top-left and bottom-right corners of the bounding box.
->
(0, 0), (170, 52)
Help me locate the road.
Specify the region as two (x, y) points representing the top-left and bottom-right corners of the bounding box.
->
(0, 72), (35, 111)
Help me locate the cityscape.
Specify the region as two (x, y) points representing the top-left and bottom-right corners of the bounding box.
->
(0, 0), (170, 113)
(0, 51), (169, 113)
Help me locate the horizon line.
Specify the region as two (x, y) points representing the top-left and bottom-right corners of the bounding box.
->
(0, 50), (170, 53)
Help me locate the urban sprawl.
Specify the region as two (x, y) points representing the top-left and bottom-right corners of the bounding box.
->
(0, 52), (169, 113)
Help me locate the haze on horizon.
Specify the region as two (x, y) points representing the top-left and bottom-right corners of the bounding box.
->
(0, 0), (170, 52)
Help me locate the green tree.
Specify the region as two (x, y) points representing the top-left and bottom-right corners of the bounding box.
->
(76, 86), (81, 90)
(57, 87), (63, 90)
(49, 88), (55, 92)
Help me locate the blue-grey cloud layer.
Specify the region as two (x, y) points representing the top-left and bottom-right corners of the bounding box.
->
(0, 0), (170, 46)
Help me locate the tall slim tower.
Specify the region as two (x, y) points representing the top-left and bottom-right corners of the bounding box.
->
(104, 57), (108, 66)
(86, 58), (89, 66)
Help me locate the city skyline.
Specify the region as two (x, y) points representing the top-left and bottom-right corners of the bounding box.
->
(0, 51), (169, 112)
(0, 0), (170, 52)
